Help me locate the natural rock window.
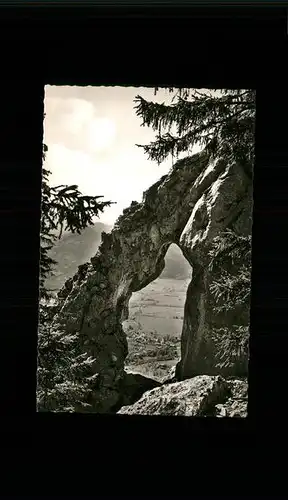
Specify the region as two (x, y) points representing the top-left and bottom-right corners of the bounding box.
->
(122, 243), (192, 382)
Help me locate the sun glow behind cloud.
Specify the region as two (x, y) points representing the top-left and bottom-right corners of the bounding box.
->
(87, 118), (116, 152)
(44, 86), (201, 226)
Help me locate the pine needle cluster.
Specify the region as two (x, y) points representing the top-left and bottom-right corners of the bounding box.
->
(134, 88), (255, 174)
(208, 230), (251, 372)
(37, 315), (98, 412)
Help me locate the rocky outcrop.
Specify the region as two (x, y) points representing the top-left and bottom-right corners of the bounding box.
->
(118, 372), (162, 410)
(215, 378), (248, 417)
(51, 149), (252, 413)
(45, 223), (112, 293)
(118, 375), (231, 416)
(118, 375), (248, 417)
(176, 160), (252, 380)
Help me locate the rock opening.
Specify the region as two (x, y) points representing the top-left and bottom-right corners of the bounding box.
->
(123, 243), (192, 382)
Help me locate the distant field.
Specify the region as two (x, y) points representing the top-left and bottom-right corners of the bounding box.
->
(123, 276), (190, 381)
(123, 277), (189, 337)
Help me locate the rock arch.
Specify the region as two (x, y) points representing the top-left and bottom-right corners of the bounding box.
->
(52, 150), (252, 412)
(122, 242), (191, 382)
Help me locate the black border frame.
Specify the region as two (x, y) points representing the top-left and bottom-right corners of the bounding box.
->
(0, 3), (287, 480)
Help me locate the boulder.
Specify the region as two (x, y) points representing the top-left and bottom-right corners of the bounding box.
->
(215, 378), (248, 417)
(118, 375), (230, 416)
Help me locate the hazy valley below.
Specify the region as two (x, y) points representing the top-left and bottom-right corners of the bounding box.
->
(123, 276), (191, 381)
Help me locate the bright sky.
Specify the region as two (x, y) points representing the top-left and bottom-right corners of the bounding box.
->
(44, 86), (201, 226)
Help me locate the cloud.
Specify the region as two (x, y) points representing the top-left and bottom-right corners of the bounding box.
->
(45, 144), (96, 187)
(87, 118), (116, 152)
(44, 87), (204, 227)
(60, 98), (95, 134)
(44, 97), (117, 153)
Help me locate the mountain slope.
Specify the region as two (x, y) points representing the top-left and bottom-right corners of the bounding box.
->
(161, 243), (191, 280)
(45, 222), (112, 293)
(44, 225), (191, 294)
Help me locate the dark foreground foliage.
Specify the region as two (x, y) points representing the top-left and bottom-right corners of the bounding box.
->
(208, 230), (251, 372)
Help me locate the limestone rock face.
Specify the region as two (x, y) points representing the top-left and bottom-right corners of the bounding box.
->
(51, 151), (216, 412)
(117, 375), (230, 416)
(51, 150), (252, 413)
(162, 365), (178, 385)
(176, 160), (252, 379)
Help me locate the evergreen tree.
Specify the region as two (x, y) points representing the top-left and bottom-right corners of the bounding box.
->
(37, 143), (113, 411)
(40, 143), (113, 302)
(37, 313), (98, 412)
(208, 229), (251, 372)
(134, 88), (255, 176)
(135, 88), (255, 372)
